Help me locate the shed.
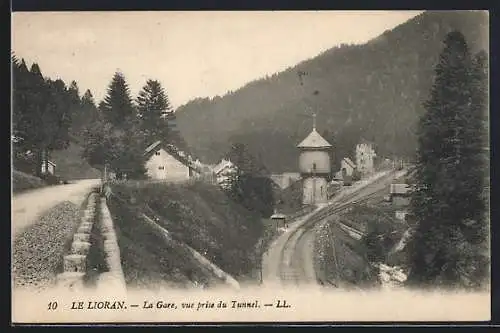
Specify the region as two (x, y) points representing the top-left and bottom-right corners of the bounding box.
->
(271, 212), (287, 230)
(390, 183), (411, 207)
(41, 160), (56, 175)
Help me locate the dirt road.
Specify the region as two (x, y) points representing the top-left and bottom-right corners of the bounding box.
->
(12, 179), (101, 236)
(262, 170), (405, 288)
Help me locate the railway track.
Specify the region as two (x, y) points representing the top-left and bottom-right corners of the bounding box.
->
(276, 170), (401, 287)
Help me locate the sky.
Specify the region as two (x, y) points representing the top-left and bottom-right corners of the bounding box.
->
(12, 11), (422, 108)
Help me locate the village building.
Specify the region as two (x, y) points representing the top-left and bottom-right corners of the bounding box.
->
(144, 141), (199, 181)
(340, 157), (356, 178)
(41, 160), (56, 175)
(297, 115), (333, 205)
(270, 210), (287, 230)
(389, 183), (411, 206)
(213, 158), (237, 189)
(355, 140), (376, 176)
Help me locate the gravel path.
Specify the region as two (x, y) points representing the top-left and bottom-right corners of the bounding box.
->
(12, 201), (81, 291)
(12, 178), (101, 236)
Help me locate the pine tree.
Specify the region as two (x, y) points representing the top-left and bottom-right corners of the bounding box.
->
(407, 31), (488, 288)
(99, 71), (135, 127)
(83, 74), (146, 180)
(81, 89), (100, 122)
(136, 79), (172, 145)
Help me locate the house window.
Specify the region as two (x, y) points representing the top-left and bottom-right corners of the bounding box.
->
(312, 163), (317, 171)
(155, 151), (161, 156)
(158, 166), (164, 170)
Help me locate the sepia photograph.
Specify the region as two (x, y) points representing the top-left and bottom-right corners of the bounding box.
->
(11, 10), (490, 323)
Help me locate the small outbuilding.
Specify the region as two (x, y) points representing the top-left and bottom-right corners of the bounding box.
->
(389, 183), (411, 207)
(271, 211), (287, 230)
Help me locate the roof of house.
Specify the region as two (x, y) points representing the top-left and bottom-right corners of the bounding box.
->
(271, 213), (286, 219)
(144, 140), (197, 170)
(144, 140), (162, 154)
(297, 129), (332, 149)
(390, 183), (410, 195)
(214, 159), (236, 175)
(342, 157), (356, 168)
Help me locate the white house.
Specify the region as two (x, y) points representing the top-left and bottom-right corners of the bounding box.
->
(355, 140), (376, 176)
(213, 158), (237, 189)
(41, 160), (56, 175)
(340, 157), (356, 178)
(144, 141), (200, 181)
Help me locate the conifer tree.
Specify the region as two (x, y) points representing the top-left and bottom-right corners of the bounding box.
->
(83, 73), (146, 179)
(81, 89), (100, 123)
(136, 79), (172, 145)
(99, 71), (135, 126)
(407, 31), (488, 288)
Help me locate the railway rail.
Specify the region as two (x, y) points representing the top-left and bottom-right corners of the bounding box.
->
(276, 170), (400, 287)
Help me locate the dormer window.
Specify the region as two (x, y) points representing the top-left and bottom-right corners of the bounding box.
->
(155, 151), (161, 156)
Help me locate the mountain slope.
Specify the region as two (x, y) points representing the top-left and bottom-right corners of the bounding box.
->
(175, 10), (488, 172)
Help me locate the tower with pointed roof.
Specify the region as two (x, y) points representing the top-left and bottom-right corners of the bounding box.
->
(297, 114), (333, 204)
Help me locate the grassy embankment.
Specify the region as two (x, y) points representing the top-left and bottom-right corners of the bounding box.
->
(12, 170), (46, 194)
(106, 180), (266, 289)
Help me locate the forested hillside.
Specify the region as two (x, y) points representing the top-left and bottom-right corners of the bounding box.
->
(175, 11), (488, 172)
(12, 56), (101, 179)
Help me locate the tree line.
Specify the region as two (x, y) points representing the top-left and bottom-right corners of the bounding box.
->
(12, 55), (78, 177)
(12, 55), (185, 180)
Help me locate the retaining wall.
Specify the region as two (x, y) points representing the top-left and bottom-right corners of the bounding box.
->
(96, 195), (126, 293)
(56, 191), (98, 291)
